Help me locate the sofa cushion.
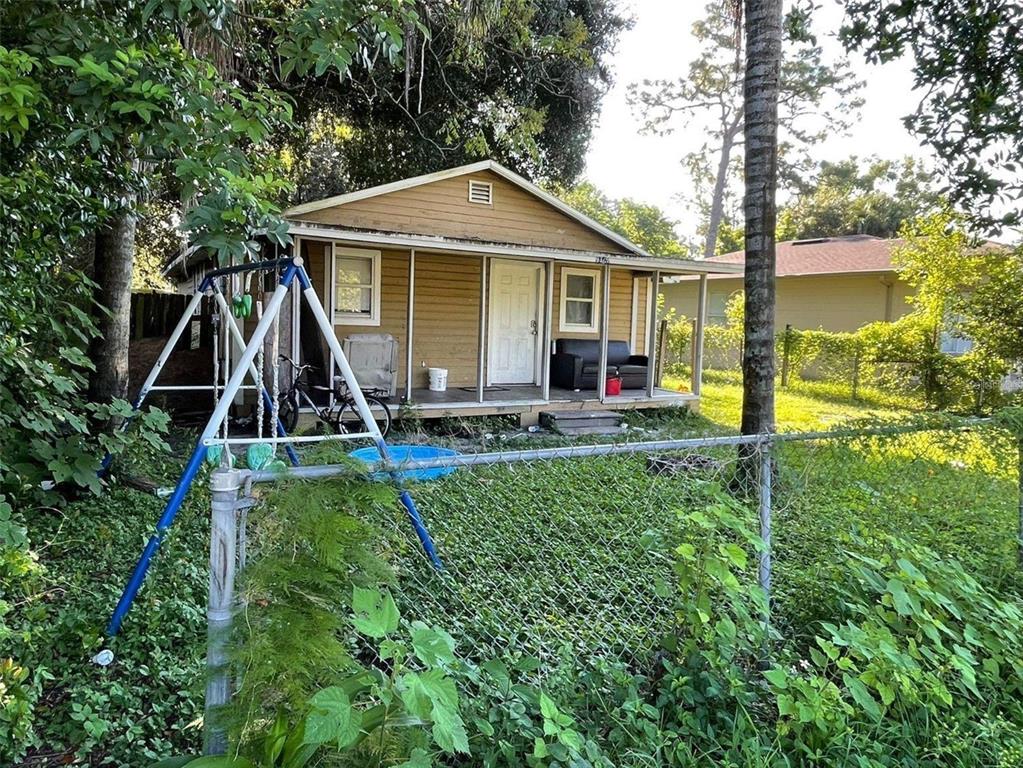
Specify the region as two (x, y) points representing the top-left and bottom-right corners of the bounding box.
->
(555, 338), (635, 365)
(555, 338), (599, 362)
(606, 340), (633, 366)
(618, 364), (648, 376)
(581, 363), (619, 375)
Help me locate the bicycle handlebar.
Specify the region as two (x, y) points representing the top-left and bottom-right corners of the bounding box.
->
(278, 354), (314, 374)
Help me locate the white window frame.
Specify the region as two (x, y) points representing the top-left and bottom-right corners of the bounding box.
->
(559, 266), (601, 333)
(331, 245), (381, 326)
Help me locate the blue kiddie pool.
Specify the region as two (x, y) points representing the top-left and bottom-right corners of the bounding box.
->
(349, 444), (461, 482)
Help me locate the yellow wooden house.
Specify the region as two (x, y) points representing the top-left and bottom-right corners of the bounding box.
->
(282, 160), (738, 421)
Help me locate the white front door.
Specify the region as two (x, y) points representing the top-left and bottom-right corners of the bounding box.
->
(488, 260), (541, 385)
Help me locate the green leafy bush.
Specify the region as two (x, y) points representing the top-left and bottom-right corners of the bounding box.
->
(764, 536), (1023, 765)
(2, 483), (208, 765)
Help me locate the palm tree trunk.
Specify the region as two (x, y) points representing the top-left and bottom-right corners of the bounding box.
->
(88, 210), (137, 405)
(740, 0), (782, 437)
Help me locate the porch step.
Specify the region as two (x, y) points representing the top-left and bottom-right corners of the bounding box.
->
(539, 410), (624, 436)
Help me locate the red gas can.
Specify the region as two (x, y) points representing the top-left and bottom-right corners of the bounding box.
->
(606, 376), (622, 396)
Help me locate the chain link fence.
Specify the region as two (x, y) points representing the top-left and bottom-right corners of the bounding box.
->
(217, 418), (1021, 696)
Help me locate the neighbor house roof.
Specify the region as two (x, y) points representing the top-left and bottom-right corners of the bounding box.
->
(707, 234), (898, 277)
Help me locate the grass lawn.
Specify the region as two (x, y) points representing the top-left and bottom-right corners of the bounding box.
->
(7, 373), (1019, 765)
(664, 368), (921, 432)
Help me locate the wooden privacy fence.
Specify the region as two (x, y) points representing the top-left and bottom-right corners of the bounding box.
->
(129, 292), (216, 411)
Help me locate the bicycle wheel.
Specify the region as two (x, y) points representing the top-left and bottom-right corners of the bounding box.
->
(334, 395), (392, 438)
(276, 390), (300, 434)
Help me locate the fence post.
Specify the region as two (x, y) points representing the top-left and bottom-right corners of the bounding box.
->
(780, 324), (792, 388)
(851, 349), (861, 401)
(758, 436), (772, 626)
(689, 318), (698, 387)
(1018, 435), (1023, 569)
(204, 467), (243, 755)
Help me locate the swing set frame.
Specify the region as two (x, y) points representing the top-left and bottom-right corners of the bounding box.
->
(105, 256), (441, 638)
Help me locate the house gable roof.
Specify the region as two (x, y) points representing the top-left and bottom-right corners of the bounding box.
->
(284, 160), (651, 258)
(709, 234), (898, 277)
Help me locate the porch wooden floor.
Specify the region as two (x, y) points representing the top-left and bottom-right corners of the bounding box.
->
(386, 384), (694, 419)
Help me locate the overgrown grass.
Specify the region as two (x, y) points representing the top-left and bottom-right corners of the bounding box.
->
(664, 368), (921, 432)
(6, 383), (1018, 765)
(4, 483), (209, 765)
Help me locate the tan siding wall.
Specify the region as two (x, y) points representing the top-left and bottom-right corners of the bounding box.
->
(301, 238), (410, 385)
(635, 277), (648, 355)
(550, 265), (641, 348)
(661, 272), (916, 333)
(293, 170), (630, 254)
(299, 242), (649, 391)
(412, 254), (482, 389)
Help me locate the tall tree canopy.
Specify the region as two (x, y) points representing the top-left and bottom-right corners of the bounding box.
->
(555, 182), (688, 257)
(840, 0), (1023, 228)
(629, 2), (862, 257)
(715, 155), (941, 252)
(274, 0), (631, 201)
(0, 0), (421, 496)
(779, 156), (940, 241)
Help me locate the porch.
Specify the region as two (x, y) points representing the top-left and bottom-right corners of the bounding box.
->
(388, 384), (695, 421)
(293, 225), (722, 419)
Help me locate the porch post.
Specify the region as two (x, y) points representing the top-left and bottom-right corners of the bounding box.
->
(541, 260), (554, 401)
(646, 270), (660, 398)
(597, 262), (611, 403)
(477, 255), (488, 403)
(693, 273), (708, 397)
(291, 236), (302, 365)
(405, 249), (416, 402)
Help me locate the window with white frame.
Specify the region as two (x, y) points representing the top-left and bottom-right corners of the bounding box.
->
(707, 292), (730, 325)
(332, 246), (381, 325)
(939, 315), (974, 355)
(559, 267), (600, 332)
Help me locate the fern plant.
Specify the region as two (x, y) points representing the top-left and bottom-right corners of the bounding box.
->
(153, 587), (469, 768)
(223, 472), (399, 751)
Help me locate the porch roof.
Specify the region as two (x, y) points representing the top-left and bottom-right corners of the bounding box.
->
(288, 221), (743, 276)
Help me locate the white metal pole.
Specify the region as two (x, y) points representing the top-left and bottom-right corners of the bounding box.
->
(646, 271), (660, 398)
(200, 278), (296, 442)
(597, 262), (611, 402)
(300, 284), (387, 446)
(541, 260), (554, 402)
(405, 249), (416, 402)
(694, 273), (708, 397)
(204, 467), (241, 755)
(477, 256), (488, 403)
(758, 439), (773, 627)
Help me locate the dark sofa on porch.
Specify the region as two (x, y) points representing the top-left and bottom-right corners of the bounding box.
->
(549, 338), (649, 391)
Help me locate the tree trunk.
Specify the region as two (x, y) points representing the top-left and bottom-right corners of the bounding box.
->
(740, 0), (782, 437)
(703, 116), (743, 259)
(88, 211), (138, 405)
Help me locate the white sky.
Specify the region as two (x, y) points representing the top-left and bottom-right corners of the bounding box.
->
(584, 0), (930, 242)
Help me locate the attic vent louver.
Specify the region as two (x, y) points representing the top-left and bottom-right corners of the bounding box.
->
(468, 179), (493, 205)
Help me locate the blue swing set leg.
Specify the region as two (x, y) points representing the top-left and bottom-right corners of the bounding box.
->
(105, 258), (441, 638)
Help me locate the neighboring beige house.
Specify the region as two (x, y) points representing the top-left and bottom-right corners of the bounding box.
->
(662, 235), (916, 333)
(271, 160), (739, 420)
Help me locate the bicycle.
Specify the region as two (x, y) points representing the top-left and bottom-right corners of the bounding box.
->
(275, 355), (392, 438)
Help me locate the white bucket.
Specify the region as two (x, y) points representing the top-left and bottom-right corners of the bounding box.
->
(428, 367), (448, 392)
